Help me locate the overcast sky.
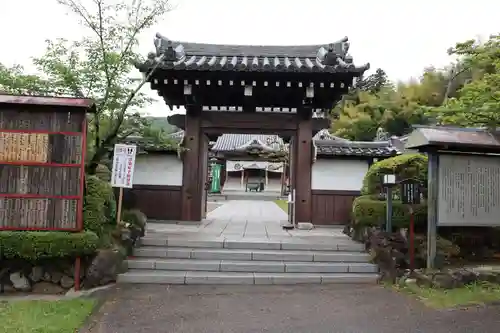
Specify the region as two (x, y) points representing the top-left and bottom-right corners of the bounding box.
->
(1, 0), (498, 116)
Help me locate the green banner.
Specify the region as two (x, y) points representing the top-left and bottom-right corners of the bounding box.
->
(210, 163), (221, 193)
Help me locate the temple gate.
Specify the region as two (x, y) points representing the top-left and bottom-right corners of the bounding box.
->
(137, 34), (368, 222)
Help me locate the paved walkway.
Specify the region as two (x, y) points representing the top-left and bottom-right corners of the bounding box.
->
(83, 284), (500, 333)
(205, 200), (288, 238)
(147, 200), (346, 241)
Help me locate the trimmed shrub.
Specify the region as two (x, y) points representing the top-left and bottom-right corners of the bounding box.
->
(361, 154), (428, 195)
(95, 163), (112, 182)
(122, 209), (147, 235)
(352, 195), (427, 229)
(0, 231), (99, 260)
(84, 175), (117, 236)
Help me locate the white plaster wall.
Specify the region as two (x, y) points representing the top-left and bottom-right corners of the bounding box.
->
(133, 154), (183, 186)
(311, 159), (368, 191)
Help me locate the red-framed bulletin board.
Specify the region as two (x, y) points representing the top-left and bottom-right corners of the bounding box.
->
(0, 95), (95, 231)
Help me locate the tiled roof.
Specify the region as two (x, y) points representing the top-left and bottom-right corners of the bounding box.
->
(315, 139), (399, 157)
(137, 34), (370, 74)
(0, 94), (96, 112)
(167, 130), (185, 142)
(406, 125), (500, 152)
(313, 129), (350, 142)
(212, 134), (283, 152)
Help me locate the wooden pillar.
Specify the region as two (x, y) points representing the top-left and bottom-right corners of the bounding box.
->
(289, 138), (295, 190)
(426, 150), (439, 268)
(241, 169), (244, 188)
(265, 169), (268, 185)
(294, 113), (313, 223)
(200, 135), (208, 219)
(223, 160), (228, 188)
(280, 164), (285, 195)
(181, 108), (203, 221)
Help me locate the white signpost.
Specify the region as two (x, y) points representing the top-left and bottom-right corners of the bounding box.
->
(111, 144), (137, 224)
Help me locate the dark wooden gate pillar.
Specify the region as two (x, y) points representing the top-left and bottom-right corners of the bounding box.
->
(181, 108), (204, 221)
(294, 113), (313, 223)
(200, 134), (209, 219)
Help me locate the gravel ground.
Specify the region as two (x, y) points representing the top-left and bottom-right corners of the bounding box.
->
(82, 284), (500, 333)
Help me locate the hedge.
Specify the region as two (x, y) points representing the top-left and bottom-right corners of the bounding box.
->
(0, 231), (99, 261)
(84, 174), (117, 236)
(352, 195), (427, 229)
(361, 154), (428, 195)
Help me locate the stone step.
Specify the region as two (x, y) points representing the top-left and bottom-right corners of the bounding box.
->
(117, 270), (379, 285)
(126, 258), (378, 273)
(140, 236), (364, 252)
(133, 246), (371, 262)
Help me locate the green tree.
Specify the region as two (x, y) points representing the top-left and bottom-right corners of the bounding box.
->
(429, 35), (500, 129)
(0, 0), (172, 174)
(332, 78), (433, 141)
(0, 64), (51, 95)
(356, 68), (391, 95)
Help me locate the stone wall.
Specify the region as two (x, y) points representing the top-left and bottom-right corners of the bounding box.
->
(1, 249), (126, 294)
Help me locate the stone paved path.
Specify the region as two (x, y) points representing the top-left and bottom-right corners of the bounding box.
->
(204, 200), (288, 238)
(147, 200), (346, 240)
(83, 284), (500, 333)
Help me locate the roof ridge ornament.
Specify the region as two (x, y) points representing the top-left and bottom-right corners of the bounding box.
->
(315, 36), (370, 71)
(154, 33), (186, 63)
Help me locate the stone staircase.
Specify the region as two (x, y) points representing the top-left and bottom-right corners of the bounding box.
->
(118, 235), (379, 285)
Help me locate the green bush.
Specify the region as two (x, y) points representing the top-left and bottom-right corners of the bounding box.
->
(83, 175), (117, 236)
(352, 195), (427, 229)
(122, 209), (147, 238)
(122, 209), (146, 229)
(95, 164), (112, 182)
(361, 154), (428, 195)
(0, 231), (99, 260)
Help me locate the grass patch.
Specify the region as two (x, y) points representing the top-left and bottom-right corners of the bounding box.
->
(0, 298), (96, 333)
(274, 200), (288, 213)
(398, 281), (500, 309)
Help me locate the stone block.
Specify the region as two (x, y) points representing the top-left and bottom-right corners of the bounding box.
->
(118, 271), (186, 284)
(134, 247), (168, 257)
(220, 260), (285, 273)
(313, 252), (370, 262)
(347, 263), (379, 273)
(224, 239), (281, 250)
(252, 250), (314, 262)
(191, 249), (252, 260)
(285, 263), (348, 273)
(167, 238), (224, 248)
(297, 222), (314, 230)
(185, 272), (254, 284)
(321, 273), (378, 284)
(155, 259), (220, 271)
(280, 242), (337, 251)
(140, 238), (167, 246)
(254, 273), (321, 284)
(166, 248), (192, 259)
(127, 259), (156, 270)
(337, 243), (365, 251)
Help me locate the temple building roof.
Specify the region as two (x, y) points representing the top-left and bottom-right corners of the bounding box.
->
(138, 34), (370, 74)
(167, 129), (400, 157)
(313, 129), (350, 142)
(211, 134), (283, 152)
(315, 140), (399, 157)
(405, 125), (500, 153)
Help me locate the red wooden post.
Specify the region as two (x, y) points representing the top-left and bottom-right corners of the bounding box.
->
(74, 257), (81, 291)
